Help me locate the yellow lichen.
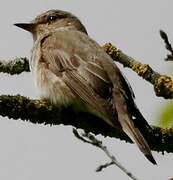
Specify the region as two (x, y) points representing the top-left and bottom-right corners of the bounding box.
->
(154, 75), (173, 98)
(102, 43), (120, 59)
(131, 63), (152, 79)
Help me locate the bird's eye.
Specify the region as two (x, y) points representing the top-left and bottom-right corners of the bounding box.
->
(48, 16), (57, 21)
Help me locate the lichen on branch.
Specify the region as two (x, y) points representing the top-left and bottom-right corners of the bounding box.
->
(103, 43), (173, 99)
(0, 94), (172, 153)
(0, 57), (29, 74)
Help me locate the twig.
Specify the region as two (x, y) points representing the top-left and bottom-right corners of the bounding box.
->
(160, 30), (173, 61)
(96, 161), (114, 172)
(73, 129), (140, 180)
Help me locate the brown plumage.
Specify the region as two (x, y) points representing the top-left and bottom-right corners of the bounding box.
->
(14, 9), (156, 164)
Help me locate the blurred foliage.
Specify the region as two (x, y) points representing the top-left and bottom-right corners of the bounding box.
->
(159, 101), (173, 128)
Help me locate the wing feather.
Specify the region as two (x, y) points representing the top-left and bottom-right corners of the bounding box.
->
(42, 48), (117, 127)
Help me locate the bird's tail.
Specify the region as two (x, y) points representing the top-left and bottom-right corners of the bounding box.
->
(120, 116), (156, 164)
(112, 90), (156, 165)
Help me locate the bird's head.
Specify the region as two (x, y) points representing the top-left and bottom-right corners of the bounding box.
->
(14, 9), (87, 41)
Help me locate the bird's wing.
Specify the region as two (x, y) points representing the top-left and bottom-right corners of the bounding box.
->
(41, 47), (118, 127)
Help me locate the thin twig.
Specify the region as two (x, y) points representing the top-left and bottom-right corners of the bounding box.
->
(73, 129), (140, 180)
(96, 161), (114, 172)
(160, 30), (173, 61)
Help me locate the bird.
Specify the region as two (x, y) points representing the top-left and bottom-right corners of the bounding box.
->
(14, 9), (156, 164)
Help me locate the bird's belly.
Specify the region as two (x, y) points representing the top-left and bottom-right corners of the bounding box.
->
(34, 67), (75, 106)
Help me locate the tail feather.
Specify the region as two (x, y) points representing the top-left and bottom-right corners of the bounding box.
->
(112, 90), (156, 164)
(119, 114), (156, 165)
(146, 155), (157, 165)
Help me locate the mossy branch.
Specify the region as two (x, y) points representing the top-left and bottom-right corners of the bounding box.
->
(0, 57), (29, 74)
(0, 94), (172, 153)
(103, 43), (173, 99)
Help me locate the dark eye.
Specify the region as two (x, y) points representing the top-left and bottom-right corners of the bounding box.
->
(48, 15), (57, 21)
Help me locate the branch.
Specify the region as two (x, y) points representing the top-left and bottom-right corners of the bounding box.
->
(0, 57), (29, 74)
(73, 129), (139, 180)
(0, 94), (173, 153)
(103, 43), (173, 99)
(1, 42), (173, 99)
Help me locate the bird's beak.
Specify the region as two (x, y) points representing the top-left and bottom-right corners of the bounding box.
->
(14, 23), (36, 32)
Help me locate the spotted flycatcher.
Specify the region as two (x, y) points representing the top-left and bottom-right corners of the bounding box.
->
(14, 9), (156, 164)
